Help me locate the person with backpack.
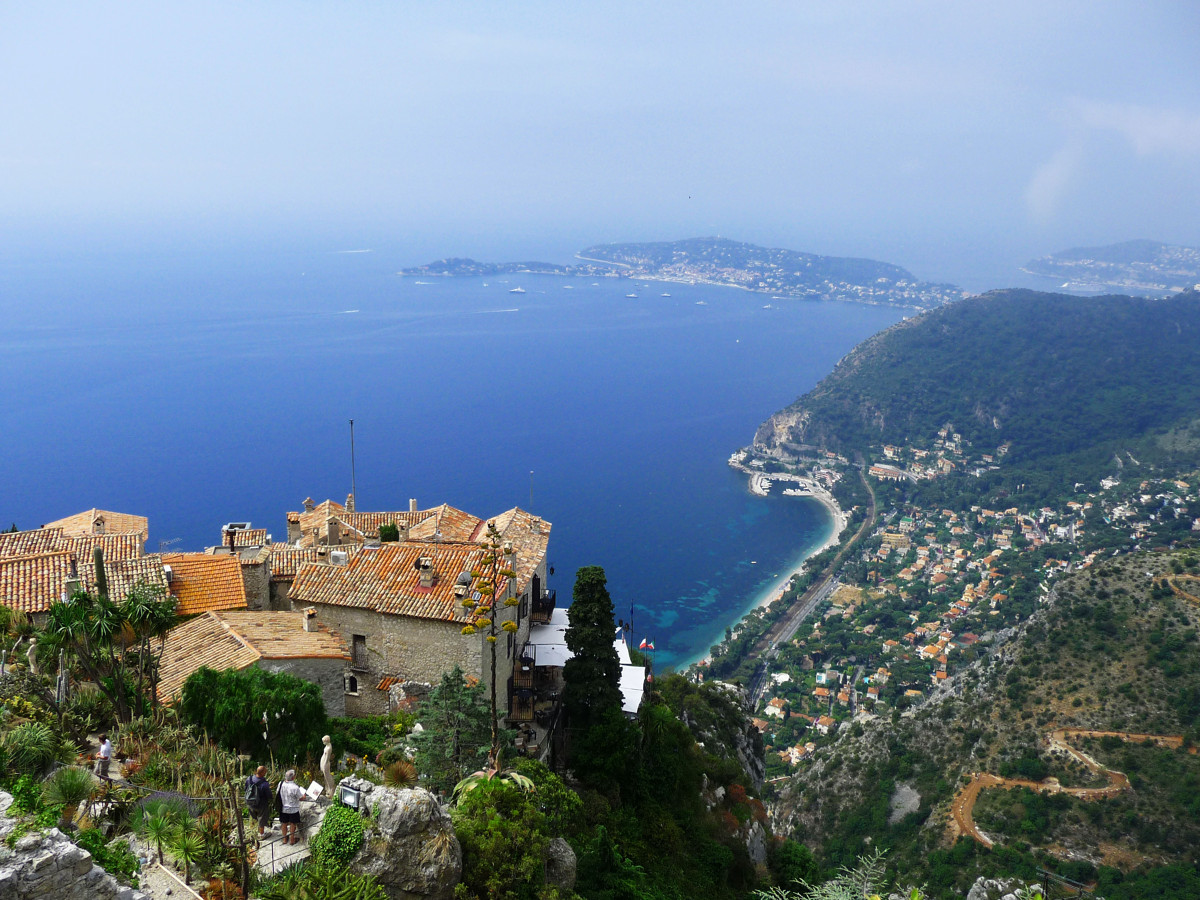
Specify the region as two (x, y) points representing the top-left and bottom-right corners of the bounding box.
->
(245, 766), (274, 838)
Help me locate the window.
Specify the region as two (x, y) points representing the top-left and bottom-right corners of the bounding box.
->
(345, 674), (359, 695)
(519, 595), (528, 620)
(507, 632), (514, 659)
(352, 635), (367, 670)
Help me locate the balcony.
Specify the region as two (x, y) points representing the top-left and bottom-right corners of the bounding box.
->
(531, 589), (556, 625)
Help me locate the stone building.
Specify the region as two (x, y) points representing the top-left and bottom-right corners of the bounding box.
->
(289, 507), (551, 717)
(156, 609), (350, 714)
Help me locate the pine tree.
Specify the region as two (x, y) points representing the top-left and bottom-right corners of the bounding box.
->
(563, 566), (622, 731)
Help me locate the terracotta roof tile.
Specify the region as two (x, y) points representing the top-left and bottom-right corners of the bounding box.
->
(407, 505), (484, 543)
(156, 611), (349, 704)
(291, 542), (504, 623)
(0, 552), (74, 614)
(69, 533), (146, 562)
(161, 553), (248, 615)
(42, 509), (148, 541)
(156, 614), (260, 703)
(268, 544), (360, 579)
(0, 528), (69, 559)
(489, 508), (551, 593)
(222, 529), (268, 549)
(77, 554), (168, 600)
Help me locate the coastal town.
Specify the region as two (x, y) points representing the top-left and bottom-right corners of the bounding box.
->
(0, 496), (647, 766)
(714, 426), (1200, 779)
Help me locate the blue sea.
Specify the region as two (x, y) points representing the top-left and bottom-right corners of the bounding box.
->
(0, 242), (904, 668)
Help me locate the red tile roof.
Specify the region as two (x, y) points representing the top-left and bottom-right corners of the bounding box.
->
(162, 553), (248, 615)
(291, 541), (505, 623)
(0, 552), (74, 614)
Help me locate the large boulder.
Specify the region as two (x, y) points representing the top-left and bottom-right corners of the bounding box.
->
(544, 837), (576, 893)
(347, 781), (461, 900)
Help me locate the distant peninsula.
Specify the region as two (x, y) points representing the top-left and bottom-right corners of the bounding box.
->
(1023, 238), (1200, 295)
(400, 237), (965, 309)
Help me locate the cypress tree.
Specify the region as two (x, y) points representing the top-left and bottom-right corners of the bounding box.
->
(563, 566), (622, 731)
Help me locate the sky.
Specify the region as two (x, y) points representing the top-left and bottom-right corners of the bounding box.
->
(2, 2), (1199, 287)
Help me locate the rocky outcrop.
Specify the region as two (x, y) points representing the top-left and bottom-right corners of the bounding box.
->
(346, 780), (461, 900)
(544, 837), (577, 893)
(0, 791), (149, 900)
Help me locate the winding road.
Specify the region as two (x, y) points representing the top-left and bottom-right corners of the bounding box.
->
(949, 729), (1187, 848)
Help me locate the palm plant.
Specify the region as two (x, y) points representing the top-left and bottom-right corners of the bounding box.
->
(41, 765), (98, 824)
(139, 811), (176, 865)
(171, 822), (205, 884)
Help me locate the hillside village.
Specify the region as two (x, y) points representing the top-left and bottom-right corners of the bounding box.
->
(717, 426), (1200, 778)
(0, 496), (648, 765)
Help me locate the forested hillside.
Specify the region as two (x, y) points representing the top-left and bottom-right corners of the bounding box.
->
(771, 550), (1200, 898)
(755, 288), (1200, 500)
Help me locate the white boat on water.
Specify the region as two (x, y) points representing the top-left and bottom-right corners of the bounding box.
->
(625, 292), (638, 298)
(661, 292), (671, 297)
(696, 300), (707, 305)
(509, 286), (526, 294)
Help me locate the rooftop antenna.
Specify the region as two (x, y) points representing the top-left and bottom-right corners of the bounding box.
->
(529, 470), (534, 509)
(349, 419), (357, 506)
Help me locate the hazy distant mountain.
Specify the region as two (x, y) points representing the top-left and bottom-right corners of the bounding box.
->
(1023, 239), (1200, 294)
(400, 237), (964, 309)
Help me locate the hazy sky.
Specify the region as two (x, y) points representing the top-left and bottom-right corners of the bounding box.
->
(3, 2), (1198, 285)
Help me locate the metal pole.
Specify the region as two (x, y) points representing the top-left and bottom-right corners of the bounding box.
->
(529, 470), (533, 509)
(349, 419), (357, 504)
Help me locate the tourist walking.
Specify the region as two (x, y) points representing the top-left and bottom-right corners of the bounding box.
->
(245, 766), (274, 838)
(278, 770), (312, 845)
(96, 733), (113, 781)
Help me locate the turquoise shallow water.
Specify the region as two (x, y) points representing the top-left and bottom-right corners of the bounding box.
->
(0, 243), (904, 668)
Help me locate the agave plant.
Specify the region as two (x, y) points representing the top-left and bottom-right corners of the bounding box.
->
(451, 751), (535, 804)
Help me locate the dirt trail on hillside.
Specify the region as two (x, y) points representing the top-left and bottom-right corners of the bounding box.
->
(948, 729), (1185, 848)
(1168, 574), (1200, 605)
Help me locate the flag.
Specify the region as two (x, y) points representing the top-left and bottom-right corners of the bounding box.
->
(638, 638), (648, 650)
(647, 640), (655, 651)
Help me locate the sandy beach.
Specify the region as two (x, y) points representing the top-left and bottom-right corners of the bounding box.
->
(682, 467), (849, 670)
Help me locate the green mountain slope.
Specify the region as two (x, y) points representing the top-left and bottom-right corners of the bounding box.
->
(754, 287), (1200, 498)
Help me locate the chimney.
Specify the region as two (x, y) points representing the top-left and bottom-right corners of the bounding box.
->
(346, 493), (355, 513)
(304, 497), (315, 512)
(409, 498), (418, 513)
(224, 528), (235, 552)
(303, 607), (317, 632)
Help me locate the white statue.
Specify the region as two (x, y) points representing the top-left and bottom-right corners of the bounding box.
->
(26, 638), (39, 676)
(320, 734), (334, 796)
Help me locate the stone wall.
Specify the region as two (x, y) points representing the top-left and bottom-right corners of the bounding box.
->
(256, 655), (347, 718)
(308, 596), (532, 719)
(0, 791), (149, 900)
(241, 559), (271, 610)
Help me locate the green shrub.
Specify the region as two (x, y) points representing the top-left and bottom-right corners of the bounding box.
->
(74, 828), (139, 883)
(255, 859), (387, 900)
(2, 721), (63, 776)
(310, 804), (366, 868)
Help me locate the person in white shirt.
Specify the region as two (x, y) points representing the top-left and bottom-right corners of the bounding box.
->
(96, 734), (113, 780)
(278, 770), (311, 845)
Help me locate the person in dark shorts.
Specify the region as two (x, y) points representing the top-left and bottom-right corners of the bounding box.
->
(246, 766), (273, 837)
(278, 769), (312, 845)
